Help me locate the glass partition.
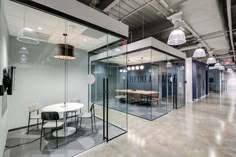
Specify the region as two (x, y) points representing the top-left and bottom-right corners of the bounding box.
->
(90, 37), (128, 141)
(3, 1), (126, 157)
(90, 48), (185, 121)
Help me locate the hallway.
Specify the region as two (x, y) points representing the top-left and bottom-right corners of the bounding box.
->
(78, 93), (236, 157)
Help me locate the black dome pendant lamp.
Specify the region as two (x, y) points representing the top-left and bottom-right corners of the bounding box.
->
(54, 33), (76, 60)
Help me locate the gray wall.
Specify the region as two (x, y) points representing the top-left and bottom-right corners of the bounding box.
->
(8, 36), (88, 129)
(0, 0), (9, 155)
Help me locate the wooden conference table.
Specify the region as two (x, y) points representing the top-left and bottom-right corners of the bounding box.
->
(115, 89), (159, 104)
(42, 102), (84, 137)
(115, 89), (159, 95)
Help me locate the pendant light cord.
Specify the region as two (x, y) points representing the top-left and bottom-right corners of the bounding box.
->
(142, 15), (144, 39)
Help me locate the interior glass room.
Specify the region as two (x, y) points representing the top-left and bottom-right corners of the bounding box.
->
(3, 1), (127, 157)
(90, 46), (185, 120)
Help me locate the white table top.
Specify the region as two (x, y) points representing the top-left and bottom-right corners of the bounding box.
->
(42, 103), (84, 113)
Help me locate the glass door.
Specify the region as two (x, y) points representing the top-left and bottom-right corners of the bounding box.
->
(90, 38), (128, 141)
(106, 53), (128, 140)
(176, 63), (185, 108)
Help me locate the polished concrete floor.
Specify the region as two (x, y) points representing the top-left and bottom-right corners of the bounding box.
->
(78, 92), (236, 157)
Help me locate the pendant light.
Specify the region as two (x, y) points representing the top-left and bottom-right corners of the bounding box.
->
(54, 34), (76, 60)
(167, 29), (186, 46)
(193, 44), (206, 58)
(207, 57), (216, 65)
(140, 57), (144, 70)
(218, 65), (225, 71)
(214, 61), (221, 68)
(17, 8), (39, 44)
(19, 47), (29, 55)
(167, 12), (186, 46)
(166, 61), (173, 68)
(227, 68), (233, 73)
(180, 65), (185, 71)
(20, 54), (27, 64)
(207, 51), (216, 65)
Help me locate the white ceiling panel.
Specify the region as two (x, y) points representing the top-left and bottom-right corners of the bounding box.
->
(5, 1), (121, 52)
(205, 36), (229, 52)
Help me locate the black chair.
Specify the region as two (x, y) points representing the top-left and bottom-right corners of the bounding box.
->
(77, 103), (96, 133)
(40, 112), (64, 150)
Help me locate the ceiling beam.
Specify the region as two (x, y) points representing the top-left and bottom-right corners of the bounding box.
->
(120, 0), (156, 21)
(103, 0), (119, 12)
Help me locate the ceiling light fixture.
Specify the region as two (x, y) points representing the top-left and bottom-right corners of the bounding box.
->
(193, 45), (206, 58)
(19, 47), (29, 55)
(17, 9), (39, 44)
(140, 65), (144, 70)
(54, 34), (76, 60)
(136, 66), (140, 70)
(20, 54), (27, 64)
(214, 62), (221, 69)
(207, 57), (216, 65)
(180, 65), (185, 71)
(166, 61), (173, 68)
(218, 65), (225, 71)
(140, 57), (144, 70)
(167, 12), (186, 46)
(37, 27), (43, 30)
(127, 67), (131, 71)
(207, 51), (216, 65)
(131, 66), (135, 70)
(17, 27), (39, 44)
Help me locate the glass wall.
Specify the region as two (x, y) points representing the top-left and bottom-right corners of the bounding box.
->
(90, 38), (128, 140)
(3, 1), (127, 157)
(192, 60), (208, 100)
(91, 48), (185, 121)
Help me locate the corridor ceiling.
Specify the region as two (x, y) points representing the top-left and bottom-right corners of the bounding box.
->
(78, 0), (236, 71)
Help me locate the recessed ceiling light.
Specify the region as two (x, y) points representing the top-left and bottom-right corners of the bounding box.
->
(37, 27), (43, 30)
(83, 38), (87, 42)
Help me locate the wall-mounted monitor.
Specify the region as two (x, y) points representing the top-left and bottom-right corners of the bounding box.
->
(1, 66), (16, 96)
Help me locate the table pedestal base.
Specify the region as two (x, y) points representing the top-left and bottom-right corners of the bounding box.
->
(53, 127), (76, 137)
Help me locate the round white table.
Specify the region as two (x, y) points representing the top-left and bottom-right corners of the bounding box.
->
(42, 102), (84, 137)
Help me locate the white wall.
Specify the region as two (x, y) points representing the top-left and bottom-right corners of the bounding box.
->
(8, 36), (88, 129)
(0, 0), (9, 155)
(185, 57), (193, 103)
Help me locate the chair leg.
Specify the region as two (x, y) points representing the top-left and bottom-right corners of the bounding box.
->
(91, 118), (93, 133)
(40, 128), (43, 150)
(94, 116), (96, 129)
(56, 122), (58, 149)
(76, 117), (78, 133)
(74, 112), (77, 126)
(27, 113), (31, 134)
(37, 119), (39, 129)
(56, 130), (58, 149)
(80, 117), (82, 128)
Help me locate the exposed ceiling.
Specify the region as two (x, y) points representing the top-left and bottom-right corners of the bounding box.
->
(78, 0), (236, 70)
(5, 0), (120, 52)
